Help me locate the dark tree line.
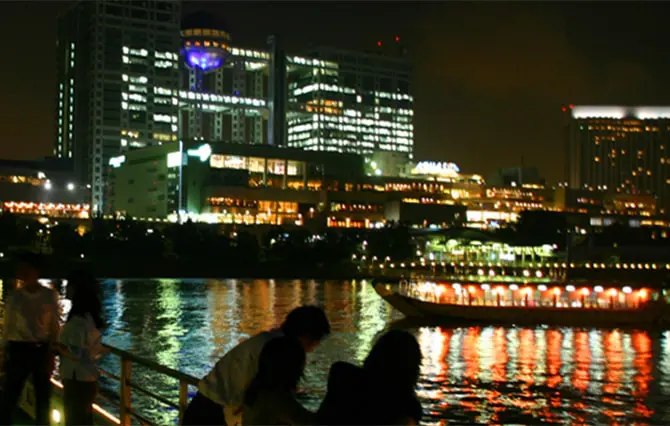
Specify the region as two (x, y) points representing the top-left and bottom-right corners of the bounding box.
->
(0, 213), (417, 273)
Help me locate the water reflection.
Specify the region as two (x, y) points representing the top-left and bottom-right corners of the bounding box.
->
(2, 279), (670, 424)
(413, 324), (662, 425)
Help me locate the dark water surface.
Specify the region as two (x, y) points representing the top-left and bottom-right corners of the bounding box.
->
(5, 278), (670, 425)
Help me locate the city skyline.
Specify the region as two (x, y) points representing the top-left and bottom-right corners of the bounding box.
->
(1, 1), (670, 183)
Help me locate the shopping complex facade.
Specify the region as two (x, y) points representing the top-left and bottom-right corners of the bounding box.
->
(104, 141), (663, 231)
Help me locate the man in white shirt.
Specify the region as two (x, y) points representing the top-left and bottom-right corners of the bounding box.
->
(181, 305), (331, 426)
(1, 252), (60, 425)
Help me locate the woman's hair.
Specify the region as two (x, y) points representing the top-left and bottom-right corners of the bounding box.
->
(244, 336), (306, 406)
(66, 269), (105, 330)
(363, 330), (422, 393)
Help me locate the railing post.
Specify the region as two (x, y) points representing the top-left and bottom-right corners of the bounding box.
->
(178, 380), (189, 424)
(120, 356), (132, 426)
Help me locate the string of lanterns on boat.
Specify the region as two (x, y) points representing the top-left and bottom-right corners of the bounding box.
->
(400, 281), (654, 309)
(352, 255), (670, 275)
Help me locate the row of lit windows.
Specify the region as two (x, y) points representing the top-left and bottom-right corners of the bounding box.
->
(178, 90), (266, 107)
(310, 114), (413, 129)
(584, 125), (663, 132)
(122, 74), (148, 84)
(289, 56), (338, 69)
(182, 28), (231, 39)
(153, 114), (177, 123)
(122, 55), (178, 69)
(155, 51), (178, 61)
(288, 119), (414, 137)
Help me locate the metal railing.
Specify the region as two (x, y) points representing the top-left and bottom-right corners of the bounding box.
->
(95, 344), (200, 426)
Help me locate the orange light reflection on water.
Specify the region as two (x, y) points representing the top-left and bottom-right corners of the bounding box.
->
(417, 325), (655, 424)
(573, 331), (591, 393)
(632, 332), (654, 419)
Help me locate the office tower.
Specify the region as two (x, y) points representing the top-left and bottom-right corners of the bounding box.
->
(566, 106), (670, 212)
(55, 0), (181, 212)
(286, 43), (414, 160)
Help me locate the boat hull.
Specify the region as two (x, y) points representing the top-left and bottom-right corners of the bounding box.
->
(374, 284), (670, 328)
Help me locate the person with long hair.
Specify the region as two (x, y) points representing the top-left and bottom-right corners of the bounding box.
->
(58, 269), (107, 426)
(361, 329), (423, 425)
(242, 336), (314, 425)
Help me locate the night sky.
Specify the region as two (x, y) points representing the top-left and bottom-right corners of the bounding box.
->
(1, 1), (670, 183)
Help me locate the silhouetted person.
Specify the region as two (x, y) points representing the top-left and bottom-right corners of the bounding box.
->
(242, 336), (315, 425)
(1, 252), (60, 425)
(316, 361), (365, 425)
(182, 306), (330, 425)
(318, 329), (423, 425)
(362, 329), (423, 425)
(58, 269), (107, 426)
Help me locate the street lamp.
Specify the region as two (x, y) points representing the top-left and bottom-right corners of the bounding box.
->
(67, 183), (75, 191)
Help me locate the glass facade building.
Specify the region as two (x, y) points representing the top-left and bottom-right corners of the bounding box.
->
(287, 47), (413, 158)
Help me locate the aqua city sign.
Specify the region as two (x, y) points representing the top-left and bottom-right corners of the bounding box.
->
(411, 161), (461, 176)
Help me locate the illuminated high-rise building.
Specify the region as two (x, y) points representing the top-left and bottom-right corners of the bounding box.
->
(55, 0), (182, 212)
(286, 45), (413, 160)
(56, 3), (415, 211)
(565, 106), (670, 212)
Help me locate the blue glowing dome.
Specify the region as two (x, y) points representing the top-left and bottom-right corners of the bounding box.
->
(181, 11), (232, 72)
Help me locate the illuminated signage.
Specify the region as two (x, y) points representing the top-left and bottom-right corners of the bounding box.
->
(187, 144), (212, 162)
(411, 161), (460, 177)
(109, 155), (126, 168)
(167, 152), (186, 168)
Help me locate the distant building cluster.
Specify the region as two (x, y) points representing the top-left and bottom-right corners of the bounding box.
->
(53, 1), (413, 213)
(0, 2), (668, 234)
(103, 142), (661, 231)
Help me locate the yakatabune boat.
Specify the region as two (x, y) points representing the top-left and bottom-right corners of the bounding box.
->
(374, 281), (670, 327)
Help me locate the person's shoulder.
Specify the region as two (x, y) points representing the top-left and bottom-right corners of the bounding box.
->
(248, 329), (283, 349)
(216, 329), (278, 363)
(330, 361), (361, 374)
(326, 361), (365, 397)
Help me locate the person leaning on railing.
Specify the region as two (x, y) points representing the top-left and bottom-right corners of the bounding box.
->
(181, 306), (331, 426)
(0, 252), (60, 426)
(55, 269), (110, 426)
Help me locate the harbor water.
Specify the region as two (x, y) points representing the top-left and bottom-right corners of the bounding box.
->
(4, 278), (670, 424)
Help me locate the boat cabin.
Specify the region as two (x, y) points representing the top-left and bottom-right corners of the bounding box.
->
(402, 281), (656, 310)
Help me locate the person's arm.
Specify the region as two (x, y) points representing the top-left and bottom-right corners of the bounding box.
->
(2, 293), (15, 344)
(53, 342), (82, 363)
(49, 289), (61, 345)
(90, 331), (110, 361)
(60, 320), (90, 363)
